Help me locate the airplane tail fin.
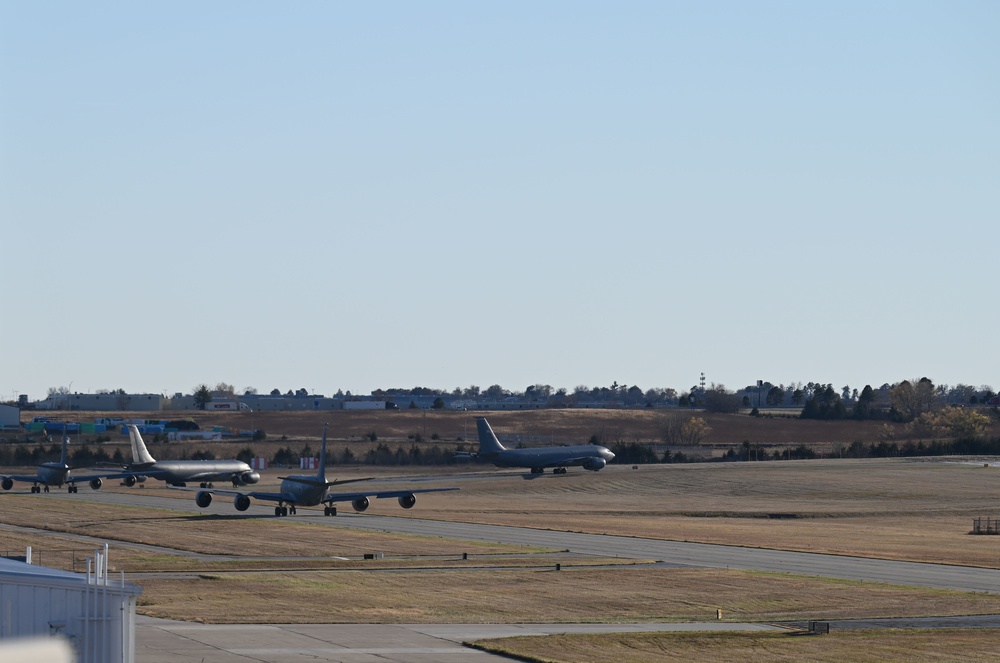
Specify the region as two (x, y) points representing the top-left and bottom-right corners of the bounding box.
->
(127, 425), (157, 465)
(317, 424), (328, 481)
(60, 429), (69, 466)
(476, 417), (507, 455)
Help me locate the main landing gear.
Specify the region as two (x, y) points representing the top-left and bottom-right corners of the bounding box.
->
(323, 505), (338, 516)
(274, 503), (297, 517)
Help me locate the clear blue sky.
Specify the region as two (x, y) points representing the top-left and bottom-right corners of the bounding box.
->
(2, 1), (997, 401)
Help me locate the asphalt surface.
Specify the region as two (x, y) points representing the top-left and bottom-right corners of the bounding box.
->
(135, 616), (782, 663)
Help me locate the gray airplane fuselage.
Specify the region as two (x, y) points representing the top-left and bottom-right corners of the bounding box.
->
(474, 416), (615, 472)
(1, 433), (118, 492)
(124, 424), (259, 487)
(1, 462), (74, 492)
(134, 460), (260, 487)
(192, 424), (458, 516)
(277, 474), (327, 507)
(487, 445), (615, 470)
(33, 463), (71, 486)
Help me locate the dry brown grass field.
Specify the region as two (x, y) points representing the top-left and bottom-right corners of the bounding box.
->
(472, 629), (1000, 663)
(6, 409), (1000, 661)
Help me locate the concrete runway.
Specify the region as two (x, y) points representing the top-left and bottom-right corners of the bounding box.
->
(136, 617), (781, 662)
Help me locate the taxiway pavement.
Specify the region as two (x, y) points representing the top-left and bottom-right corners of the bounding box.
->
(135, 616), (781, 662)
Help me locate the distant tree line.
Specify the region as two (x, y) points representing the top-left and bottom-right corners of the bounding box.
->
(0, 444), (126, 467)
(26, 378), (996, 414)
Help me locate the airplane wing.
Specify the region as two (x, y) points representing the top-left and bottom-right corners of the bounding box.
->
(178, 485), (459, 513)
(323, 487), (459, 504)
(68, 470), (137, 484)
(174, 486), (299, 504)
(275, 476), (375, 488)
(1, 474), (43, 484)
(226, 489), (296, 504)
(185, 486), (459, 505)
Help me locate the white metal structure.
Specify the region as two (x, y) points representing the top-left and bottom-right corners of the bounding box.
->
(0, 545), (141, 663)
(0, 404), (19, 429)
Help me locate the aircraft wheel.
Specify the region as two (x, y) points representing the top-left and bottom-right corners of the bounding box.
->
(43, 486), (49, 493)
(275, 506), (282, 517)
(289, 505), (296, 515)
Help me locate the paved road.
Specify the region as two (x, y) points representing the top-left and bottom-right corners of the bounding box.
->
(135, 616), (781, 663)
(785, 615), (1000, 631)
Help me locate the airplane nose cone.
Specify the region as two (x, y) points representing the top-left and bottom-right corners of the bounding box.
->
(602, 449), (615, 461)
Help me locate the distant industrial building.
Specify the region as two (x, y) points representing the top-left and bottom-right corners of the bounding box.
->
(37, 393), (164, 412)
(170, 394), (344, 411)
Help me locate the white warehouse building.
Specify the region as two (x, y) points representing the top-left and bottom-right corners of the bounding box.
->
(0, 547), (141, 663)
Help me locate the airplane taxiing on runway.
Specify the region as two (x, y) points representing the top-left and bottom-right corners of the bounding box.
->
(120, 424), (261, 488)
(192, 424), (459, 517)
(1, 431), (126, 493)
(466, 416), (615, 474)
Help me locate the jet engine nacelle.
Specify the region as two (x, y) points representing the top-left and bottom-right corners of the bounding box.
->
(582, 457), (607, 471)
(352, 497), (370, 512)
(238, 471), (261, 485)
(196, 490), (213, 508)
(397, 493), (416, 509)
(89, 478), (103, 490)
(1, 478), (13, 491)
(234, 494), (251, 511)
(125, 475), (148, 486)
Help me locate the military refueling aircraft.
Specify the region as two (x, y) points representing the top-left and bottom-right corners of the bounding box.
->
(1, 431), (121, 493)
(119, 424), (260, 488)
(192, 424), (459, 516)
(466, 416), (615, 474)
